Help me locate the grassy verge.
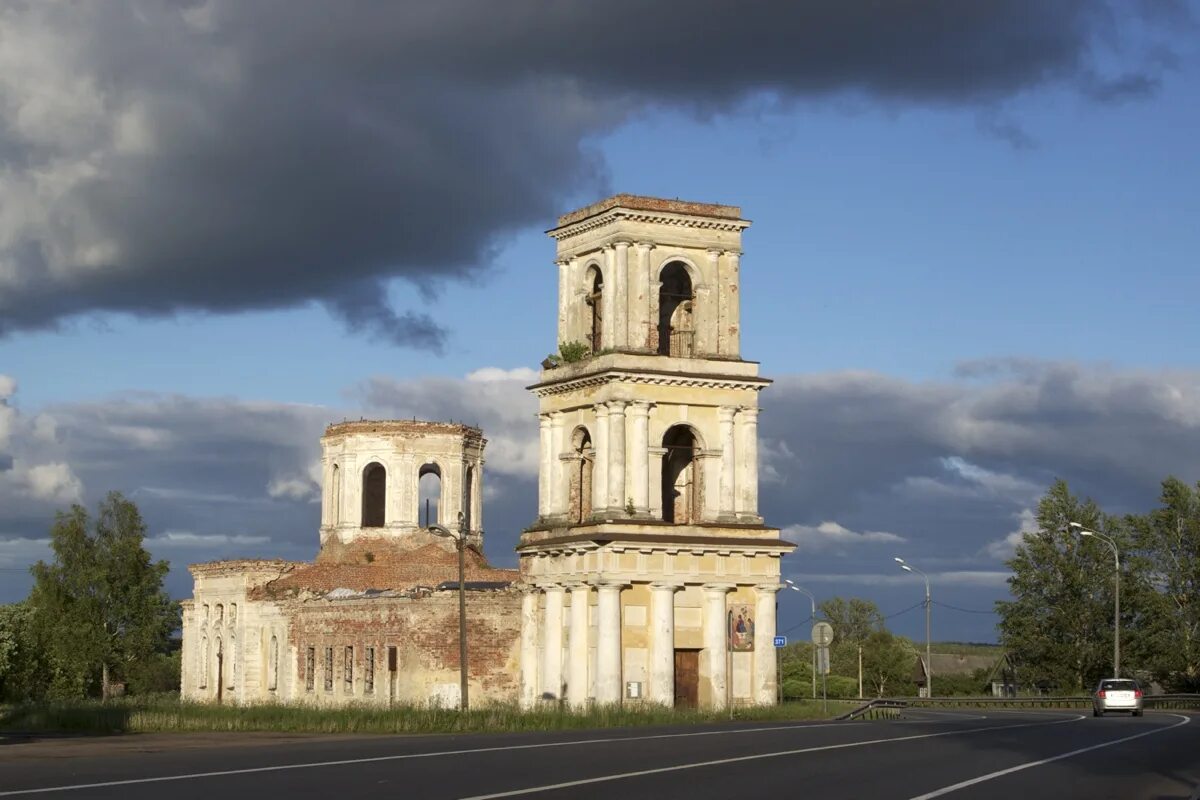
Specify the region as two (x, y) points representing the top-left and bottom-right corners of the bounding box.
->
(0, 698), (858, 736)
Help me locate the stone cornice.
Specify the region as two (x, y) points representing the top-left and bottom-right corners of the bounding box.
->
(549, 207), (750, 243)
(530, 368), (770, 398)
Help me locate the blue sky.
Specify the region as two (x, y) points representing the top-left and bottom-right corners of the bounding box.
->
(2, 1), (1199, 644)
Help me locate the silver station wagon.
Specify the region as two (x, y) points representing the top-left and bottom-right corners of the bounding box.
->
(1092, 678), (1144, 716)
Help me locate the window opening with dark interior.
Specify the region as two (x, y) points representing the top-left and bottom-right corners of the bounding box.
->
(569, 426), (594, 523)
(585, 266), (604, 353)
(658, 262), (694, 357)
(362, 462), (386, 527)
(662, 424), (701, 524)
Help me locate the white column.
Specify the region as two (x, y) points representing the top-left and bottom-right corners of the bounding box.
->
(472, 458), (484, 534)
(541, 585), (565, 701)
(595, 582), (624, 704)
(538, 413), (552, 519)
(649, 447), (666, 519)
(725, 250), (741, 356)
(592, 404), (609, 515)
(735, 407), (760, 519)
(567, 584), (590, 708)
(520, 588), (540, 708)
(754, 584), (779, 705)
(629, 402), (651, 515)
(341, 454), (358, 528)
(550, 412), (565, 518)
(614, 241), (630, 348)
(707, 248), (724, 355)
(557, 258), (571, 344)
(704, 584), (733, 710)
(607, 401), (627, 512)
(649, 582), (680, 705)
(718, 406), (737, 520)
(601, 246), (616, 350)
(634, 242), (654, 350)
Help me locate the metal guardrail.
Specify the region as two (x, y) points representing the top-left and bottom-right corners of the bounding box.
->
(841, 693), (1200, 714)
(838, 699), (908, 721)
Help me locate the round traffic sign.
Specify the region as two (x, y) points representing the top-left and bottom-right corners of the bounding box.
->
(812, 621), (834, 647)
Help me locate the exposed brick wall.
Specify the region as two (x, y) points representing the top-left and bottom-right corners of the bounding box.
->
(286, 589), (522, 704)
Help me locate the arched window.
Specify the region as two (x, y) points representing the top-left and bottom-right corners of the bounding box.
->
(215, 636), (224, 701)
(584, 265), (604, 352)
(419, 463), (442, 526)
(569, 427), (594, 524)
(662, 425), (702, 523)
(658, 262), (694, 357)
(228, 634), (237, 691)
(362, 462), (386, 527)
(215, 603), (224, 625)
(331, 463), (341, 525)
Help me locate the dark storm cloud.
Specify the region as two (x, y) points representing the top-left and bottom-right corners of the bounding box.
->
(0, 1), (1180, 346)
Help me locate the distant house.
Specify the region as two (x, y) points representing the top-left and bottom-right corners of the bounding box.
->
(913, 652), (1016, 697)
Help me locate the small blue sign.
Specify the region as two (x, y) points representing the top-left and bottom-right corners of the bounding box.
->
(773, 635), (787, 647)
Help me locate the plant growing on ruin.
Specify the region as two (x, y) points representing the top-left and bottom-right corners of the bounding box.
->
(558, 340), (590, 363)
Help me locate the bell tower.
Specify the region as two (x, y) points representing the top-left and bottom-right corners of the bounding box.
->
(517, 195), (794, 710)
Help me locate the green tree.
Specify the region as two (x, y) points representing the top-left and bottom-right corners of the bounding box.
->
(996, 479), (1126, 692)
(820, 596), (885, 677)
(861, 630), (916, 697)
(1128, 477), (1200, 691)
(29, 492), (178, 699)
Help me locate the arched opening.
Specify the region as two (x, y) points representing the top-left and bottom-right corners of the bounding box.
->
(463, 465), (474, 532)
(662, 425), (702, 524)
(228, 634), (237, 691)
(331, 463), (341, 525)
(584, 265), (604, 353)
(657, 262), (695, 357)
(215, 603), (223, 625)
(569, 427), (594, 524)
(419, 463), (442, 526)
(362, 462), (386, 527)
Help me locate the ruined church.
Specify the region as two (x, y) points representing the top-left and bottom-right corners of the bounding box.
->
(181, 195), (795, 709)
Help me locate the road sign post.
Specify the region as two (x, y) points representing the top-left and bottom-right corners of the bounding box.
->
(812, 622), (834, 714)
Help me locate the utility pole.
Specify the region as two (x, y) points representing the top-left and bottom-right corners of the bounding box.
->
(895, 557), (932, 697)
(858, 644), (863, 699)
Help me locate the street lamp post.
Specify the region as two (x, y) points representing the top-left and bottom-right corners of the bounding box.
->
(430, 511), (469, 711)
(894, 557), (932, 698)
(785, 580), (817, 700)
(1069, 522), (1121, 678)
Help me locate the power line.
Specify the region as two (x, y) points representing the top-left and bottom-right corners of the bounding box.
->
(933, 599), (995, 615)
(884, 600), (926, 620)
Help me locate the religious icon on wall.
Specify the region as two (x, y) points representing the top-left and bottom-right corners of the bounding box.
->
(728, 603), (755, 652)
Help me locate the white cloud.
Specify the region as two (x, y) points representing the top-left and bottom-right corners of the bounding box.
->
(267, 476), (319, 503)
(147, 530), (271, 548)
(16, 462), (83, 504)
(782, 520), (906, 553)
(466, 367), (538, 383)
(0, 375), (15, 400)
(984, 508), (1038, 560)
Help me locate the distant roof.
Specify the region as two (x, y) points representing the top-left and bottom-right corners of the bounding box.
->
(324, 419), (483, 439)
(555, 194), (743, 227)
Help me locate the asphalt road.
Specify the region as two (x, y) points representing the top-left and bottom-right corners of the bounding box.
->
(2, 709), (1198, 799)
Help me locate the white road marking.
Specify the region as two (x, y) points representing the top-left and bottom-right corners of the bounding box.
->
(907, 713), (1193, 799)
(458, 714), (1084, 800)
(0, 721), (852, 796)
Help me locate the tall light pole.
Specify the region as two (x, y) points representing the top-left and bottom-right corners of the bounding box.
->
(430, 511), (469, 711)
(894, 557), (932, 697)
(785, 580), (817, 700)
(1069, 522), (1121, 678)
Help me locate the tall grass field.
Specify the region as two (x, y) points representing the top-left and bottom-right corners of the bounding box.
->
(0, 697), (858, 736)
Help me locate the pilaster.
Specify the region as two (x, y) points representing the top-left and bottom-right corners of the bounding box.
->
(595, 581), (625, 704)
(541, 584), (565, 701)
(703, 583), (734, 710)
(592, 404), (610, 516)
(649, 582), (682, 705)
(754, 584), (779, 705)
(520, 587), (540, 708)
(607, 401), (627, 512)
(567, 583), (591, 708)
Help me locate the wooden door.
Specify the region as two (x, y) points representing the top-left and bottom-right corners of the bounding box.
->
(674, 650), (699, 708)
